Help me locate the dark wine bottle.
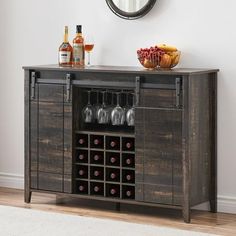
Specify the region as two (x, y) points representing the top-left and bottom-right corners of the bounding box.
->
(126, 142), (133, 149)
(79, 154), (85, 160)
(110, 172), (117, 180)
(126, 190), (132, 197)
(110, 187), (118, 195)
(79, 169), (85, 176)
(93, 154), (100, 161)
(79, 138), (85, 145)
(94, 186), (100, 193)
(110, 140), (118, 148)
(110, 156), (117, 164)
(125, 158), (132, 165)
(79, 185), (85, 191)
(94, 170), (101, 177)
(94, 138), (101, 146)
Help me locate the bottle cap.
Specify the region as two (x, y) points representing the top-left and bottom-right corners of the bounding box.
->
(76, 25), (82, 33)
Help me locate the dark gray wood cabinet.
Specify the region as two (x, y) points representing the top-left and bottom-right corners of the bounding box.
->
(24, 65), (218, 223)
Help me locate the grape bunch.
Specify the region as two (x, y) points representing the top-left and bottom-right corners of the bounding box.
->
(137, 46), (165, 68)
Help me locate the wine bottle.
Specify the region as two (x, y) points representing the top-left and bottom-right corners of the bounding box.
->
(58, 26), (73, 66)
(78, 138), (85, 145)
(94, 170), (101, 177)
(94, 186), (100, 193)
(79, 169), (85, 176)
(126, 142), (133, 149)
(72, 25), (84, 66)
(110, 187), (118, 196)
(126, 190), (132, 197)
(110, 172), (117, 180)
(93, 154), (100, 161)
(78, 154), (85, 160)
(110, 156), (117, 164)
(94, 138), (101, 146)
(125, 158), (132, 165)
(110, 140), (118, 148)
(79, 185), (85, 192)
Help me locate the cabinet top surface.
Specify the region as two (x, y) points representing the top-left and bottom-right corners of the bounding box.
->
(23, 64), (219, 75)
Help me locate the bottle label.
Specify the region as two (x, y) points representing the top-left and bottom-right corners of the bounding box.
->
(73, 43), (84, 64)
(59, 51), (71, 63)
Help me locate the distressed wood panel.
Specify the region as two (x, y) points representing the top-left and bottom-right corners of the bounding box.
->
(38, 101), (63, 174)
(173, 160), (183, 205)
(30, 171), (37, 189)
(139, 89), (179, 108)
(135, 106), (182, 204)
(189, 75), (211, 206)
(64, 103), (72, 175)
(38, 172), (63, 192)
(64, 175), (72, 193)
(38, 84), (64, 102)
(143, 184), (173, 205)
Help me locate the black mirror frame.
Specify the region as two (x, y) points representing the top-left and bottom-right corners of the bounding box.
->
(106, 0), (157, 20)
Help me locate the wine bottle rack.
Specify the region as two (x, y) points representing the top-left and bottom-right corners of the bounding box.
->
(74, 131), (135, 200)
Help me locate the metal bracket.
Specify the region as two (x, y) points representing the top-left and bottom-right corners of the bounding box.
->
(176, 77), (181, 108)
(66, 74), (72, 102)
(135, 76), (141, 106)
(31, 71), (36, 99)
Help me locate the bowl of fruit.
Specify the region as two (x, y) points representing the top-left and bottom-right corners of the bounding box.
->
(137, 44), (181, 69)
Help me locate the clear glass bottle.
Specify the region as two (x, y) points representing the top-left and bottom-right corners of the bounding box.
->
(58, 26), (73, 66)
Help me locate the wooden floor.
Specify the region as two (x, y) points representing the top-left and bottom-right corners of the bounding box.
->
(0, 188), (235, 235)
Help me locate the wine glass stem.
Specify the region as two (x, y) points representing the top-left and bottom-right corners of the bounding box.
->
(87, 52), (90, 66)
(87, 91), (91, 105)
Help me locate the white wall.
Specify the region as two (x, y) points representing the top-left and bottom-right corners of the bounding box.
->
(0, 0), (236, 213)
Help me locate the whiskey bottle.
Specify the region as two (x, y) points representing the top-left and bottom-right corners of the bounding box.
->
(58, 26), (73, 66)
(73, 25), (85, 66)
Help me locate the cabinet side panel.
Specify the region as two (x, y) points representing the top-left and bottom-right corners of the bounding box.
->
(24, 70), (31, 200)
(135, 108), (144, 201)
(189, 74), (211, 206)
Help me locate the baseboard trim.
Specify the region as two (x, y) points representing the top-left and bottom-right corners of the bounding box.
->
(0, 173), (235, 214)
(0, 172), (24, 190)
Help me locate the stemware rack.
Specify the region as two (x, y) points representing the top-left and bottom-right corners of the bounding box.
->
(74, 131), (135, 199)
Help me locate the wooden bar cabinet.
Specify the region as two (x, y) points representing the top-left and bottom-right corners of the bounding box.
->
(24, 65), (218, 223)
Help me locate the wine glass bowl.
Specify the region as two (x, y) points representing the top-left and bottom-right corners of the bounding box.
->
(111, 92), (125, 126)
(126, 93), (135, 126)
(82, 90), (95, 123)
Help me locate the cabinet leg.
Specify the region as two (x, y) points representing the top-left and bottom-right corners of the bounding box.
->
(24, 190), (32, 203)
(183, 207), (191, 223)
(116, 203), (121, 211)
(210, 199), (217, 213)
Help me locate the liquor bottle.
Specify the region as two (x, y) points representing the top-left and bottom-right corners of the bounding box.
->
(72, 25), (85, 66)
(58, 26), (73, 66)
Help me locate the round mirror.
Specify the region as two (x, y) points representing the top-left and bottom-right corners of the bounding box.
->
(106, 0), (157, 20)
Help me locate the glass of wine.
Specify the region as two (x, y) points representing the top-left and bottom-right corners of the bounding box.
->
(84, 35), (94, 66)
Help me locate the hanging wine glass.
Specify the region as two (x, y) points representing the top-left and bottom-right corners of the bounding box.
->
(97, 91), (110, 124)
(126, 93), (135, 126)
(123, 92), (131, 123)
(111, 92), (125, 126)
(94, 90), (101, 121)
(82, 90), (95, 123)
